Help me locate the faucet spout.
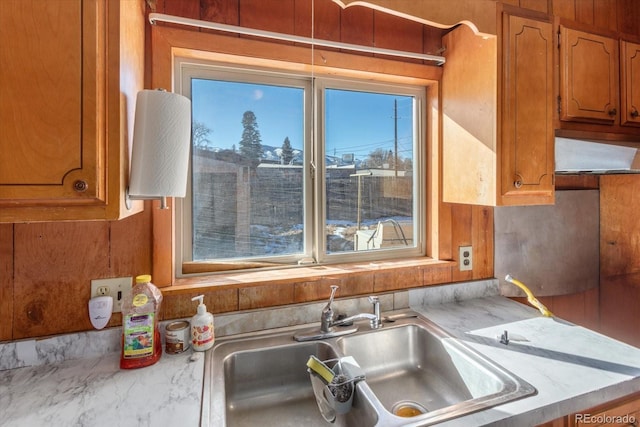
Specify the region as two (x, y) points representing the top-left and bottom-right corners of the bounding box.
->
(330, 312), (377, 328)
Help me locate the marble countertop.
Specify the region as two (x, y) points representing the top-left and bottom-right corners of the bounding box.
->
(1, 281), (639, 427)
(0, 349), (203, 427)
(409, 295), (640, 426)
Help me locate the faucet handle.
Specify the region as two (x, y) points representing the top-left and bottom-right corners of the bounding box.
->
(368, 296), (380, 313)
(320, 285), (339, 333)
(327, 285), (339, 306)
(367, 295), (382, 329)
(322, 285), (339, 317)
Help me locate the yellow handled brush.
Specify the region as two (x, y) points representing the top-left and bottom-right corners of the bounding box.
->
(505, 275), (553, 317)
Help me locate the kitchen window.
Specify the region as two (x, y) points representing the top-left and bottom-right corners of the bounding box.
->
(176, 60), (426, 274)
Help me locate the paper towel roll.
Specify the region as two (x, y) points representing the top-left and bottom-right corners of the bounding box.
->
(129, 90), (192, 197)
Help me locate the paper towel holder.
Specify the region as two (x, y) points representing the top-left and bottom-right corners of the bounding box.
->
(125, 188), (171, 210)
(125, 89), (192, 210)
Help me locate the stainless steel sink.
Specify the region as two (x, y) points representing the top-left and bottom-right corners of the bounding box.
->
(337, 322), (536, 424)
(202, 333), (379, 427)
(224, 341), (334, 425)
(201, 315), (536, 427)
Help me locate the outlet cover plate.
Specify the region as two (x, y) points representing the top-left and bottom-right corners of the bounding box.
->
(90, 277), (132, 313)
(459, 246), (473, 271)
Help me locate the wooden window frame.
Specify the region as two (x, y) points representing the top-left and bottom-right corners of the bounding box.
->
(149, 25), (445, 290)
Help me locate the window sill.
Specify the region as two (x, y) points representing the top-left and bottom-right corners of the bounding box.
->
(163, 257), (455, 297)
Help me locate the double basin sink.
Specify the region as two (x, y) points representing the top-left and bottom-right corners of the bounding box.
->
(201, 313), (536, 426)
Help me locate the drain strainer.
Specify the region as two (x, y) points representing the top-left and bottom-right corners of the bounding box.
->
(391, 401), (428, 418)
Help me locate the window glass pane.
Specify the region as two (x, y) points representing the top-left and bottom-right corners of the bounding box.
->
(324, 89), (415, 254)
(190, 78), (305, 261)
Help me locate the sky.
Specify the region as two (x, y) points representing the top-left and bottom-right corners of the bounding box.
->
(190, 78), (414, 161)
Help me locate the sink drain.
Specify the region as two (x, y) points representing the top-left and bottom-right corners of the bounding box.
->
(391, 401), (428, 418)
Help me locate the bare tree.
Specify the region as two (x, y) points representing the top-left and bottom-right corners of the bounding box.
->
(192, 120), (211, 148)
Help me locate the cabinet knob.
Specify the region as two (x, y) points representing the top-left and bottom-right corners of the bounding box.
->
(631, 108), (639, 119)
(73, 180), (88, 193)
(513, 180), (522, 189)
(608, 108), (617, 117)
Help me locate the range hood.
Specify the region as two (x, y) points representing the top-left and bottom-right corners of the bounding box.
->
(555, 137), (640, 173)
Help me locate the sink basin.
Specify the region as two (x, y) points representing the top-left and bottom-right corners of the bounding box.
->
(203, 334), (378, 427)
(202, 315), (536, 427)
(337, 323), (535, 423)
(224, 341), (334, 425)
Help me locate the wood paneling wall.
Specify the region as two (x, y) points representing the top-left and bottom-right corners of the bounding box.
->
(0, 0), (484, 341)
(554, 0), (640, 35)
(1, 0), (638, 342)
(512, 174), (640, 347)
(0, 211), (152, 341)
(155, 0), (445, 56)
(503, 0), (640, 36)
(512, 288), (600, 331)
(599, 175), (640, 347)
(0, 224), (13, 340)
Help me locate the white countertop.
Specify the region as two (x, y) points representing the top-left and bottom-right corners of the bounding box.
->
(1, 282), (639, 427)
(409, 295), (640, 426)
(0, 350), (203, 427)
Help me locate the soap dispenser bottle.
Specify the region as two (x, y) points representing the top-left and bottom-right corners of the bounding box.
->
(191, 295), (214, 351)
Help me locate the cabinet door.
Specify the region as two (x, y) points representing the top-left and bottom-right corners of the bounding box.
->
(621, 40), (640, 127)
(559, 27), (619, 124)
(0, 0), (102, 204)
(501, 14), (554, 205)
(0, 0), (144, 222)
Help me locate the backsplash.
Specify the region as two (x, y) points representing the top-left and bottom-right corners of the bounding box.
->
(0, 280), (498, 371)
(495, 190), (599, 297)
(0, 328), (122, 371)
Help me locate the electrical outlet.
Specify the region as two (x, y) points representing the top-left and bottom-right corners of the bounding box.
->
(90, 277), (132, 313)
(459, 246), (473, 271)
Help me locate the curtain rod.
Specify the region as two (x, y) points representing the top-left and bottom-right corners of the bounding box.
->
(148, 13), (445, 66)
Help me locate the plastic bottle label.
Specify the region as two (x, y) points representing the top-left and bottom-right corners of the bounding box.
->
(192, 321), (214, 347)
(123, 313), (155, 358)
(132, 293), (149, 307)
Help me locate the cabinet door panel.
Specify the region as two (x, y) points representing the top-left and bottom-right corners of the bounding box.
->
(560, 27), (619, 124)
(501, 14), (554, 205)
(621, 40), (640, 127)
(0, 2), (82, 185)
(0, 0), (101, 204)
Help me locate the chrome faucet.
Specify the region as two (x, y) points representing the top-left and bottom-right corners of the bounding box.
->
(320, 286), (382, 333)
(294, 285), (382, 341)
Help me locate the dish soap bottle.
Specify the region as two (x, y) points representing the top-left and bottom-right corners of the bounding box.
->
(120, 275), (163, 369)
(191, 295), (214, 351)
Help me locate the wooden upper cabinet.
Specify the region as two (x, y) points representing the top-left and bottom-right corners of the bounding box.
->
(442, 8), (554, 206)
(441, 23), (498, 206)
(500, 14), (555, 205)
(0, 0), (144, 222)
(559, 26), (619, 124)
(0, 2), (91, 200)
(620, 40), (640, 127)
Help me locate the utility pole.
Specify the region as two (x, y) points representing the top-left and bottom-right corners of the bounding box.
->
(394, 99), (398, 177)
